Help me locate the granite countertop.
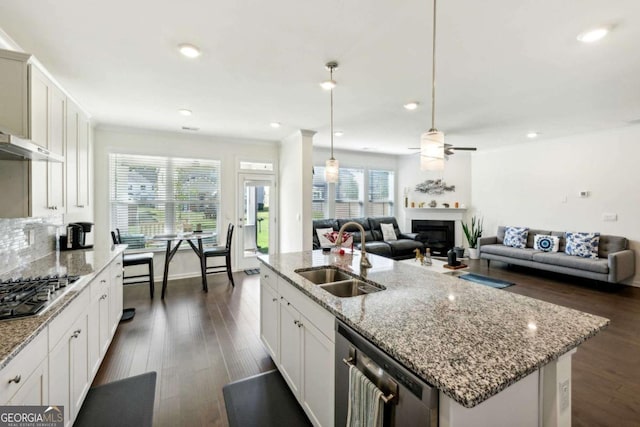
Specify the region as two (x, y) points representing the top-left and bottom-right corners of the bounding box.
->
(0, 244), (126, 370)
(258, 250), (610, 408)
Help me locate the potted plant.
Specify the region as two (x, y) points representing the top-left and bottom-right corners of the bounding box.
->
(462, 215), (483, 259)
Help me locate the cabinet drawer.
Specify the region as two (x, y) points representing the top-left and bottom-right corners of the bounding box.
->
(48, 287), (90, 351)
(279, 280), (334, 342)
(90, 269), (110, 301)
(260, 265), (278, 291)
(0, 329), (47, 404)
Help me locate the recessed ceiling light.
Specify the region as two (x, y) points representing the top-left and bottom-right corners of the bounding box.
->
(526, 132), (539, 139)
(178, 109), (192, 116)
(404, 102), (419, 110)
(577, 27), (609, 43)
(333, 131), (344, 137)
(182, 126), (200, 131)
(178, 43), (201, 58)
(270, 122), (281, 128)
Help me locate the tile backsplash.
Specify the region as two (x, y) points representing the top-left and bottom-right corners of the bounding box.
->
(0, 215), (63, 276)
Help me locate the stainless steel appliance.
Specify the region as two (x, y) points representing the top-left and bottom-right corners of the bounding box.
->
(0, 133), (64, 162)
(0, 274), (79, 321)
(60, 222), (94, 251)
(335, 319), (438, 427)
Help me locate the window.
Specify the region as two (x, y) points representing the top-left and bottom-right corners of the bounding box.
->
(335, 168), (364, 218)
(110, 154), (220, 248)
(367, 170), (394, 216)
(312, 166), (328, 218)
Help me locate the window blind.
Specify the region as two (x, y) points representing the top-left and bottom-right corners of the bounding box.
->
(367, 170), (394, 216)
(109, 153), (220, 247)
(312, 166), (328, 219)
(335, 168), (364, 218)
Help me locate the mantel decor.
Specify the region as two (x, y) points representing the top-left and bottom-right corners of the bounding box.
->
(415, 179), (455, 195)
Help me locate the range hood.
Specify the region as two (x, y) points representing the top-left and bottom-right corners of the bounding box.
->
(0, 133), (63, 162)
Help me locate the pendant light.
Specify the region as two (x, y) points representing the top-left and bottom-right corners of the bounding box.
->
(420, 0), (445, 171)
(323, 61), (340, 183)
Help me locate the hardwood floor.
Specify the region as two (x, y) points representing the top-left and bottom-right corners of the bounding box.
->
(94, 261), (640, 426)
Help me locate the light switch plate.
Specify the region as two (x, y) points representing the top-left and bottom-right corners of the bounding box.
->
(603, 213), (618, 221)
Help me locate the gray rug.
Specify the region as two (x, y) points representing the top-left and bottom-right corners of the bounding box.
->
(223, 370), (311, 427)
(244, 268), (260, 275)
(460, 273), (515, 289)
(74, 371), (156, 427)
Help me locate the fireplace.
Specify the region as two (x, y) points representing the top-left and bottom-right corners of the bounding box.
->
(412, 220), (455, 256)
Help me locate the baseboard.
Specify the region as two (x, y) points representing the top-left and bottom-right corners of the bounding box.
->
(151, 270), (237, 283)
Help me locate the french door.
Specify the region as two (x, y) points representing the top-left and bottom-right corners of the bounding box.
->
(237, 173), (276, 270)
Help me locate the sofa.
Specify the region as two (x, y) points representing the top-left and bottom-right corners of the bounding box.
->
(478, 226), (635, 284)
(312, 216), (424, 260)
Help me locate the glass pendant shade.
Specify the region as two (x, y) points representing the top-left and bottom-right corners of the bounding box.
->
(325, 158), (340, 183)
(420, 130), (445, 171)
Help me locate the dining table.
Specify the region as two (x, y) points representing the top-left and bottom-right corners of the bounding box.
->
(150, 232), (216, 299)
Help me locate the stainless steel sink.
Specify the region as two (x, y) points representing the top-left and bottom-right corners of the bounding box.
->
(319, 279), (384, 297)
(295, 267), (353, 284)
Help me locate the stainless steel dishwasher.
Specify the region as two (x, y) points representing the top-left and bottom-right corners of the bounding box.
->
(335, 319), (438, 427)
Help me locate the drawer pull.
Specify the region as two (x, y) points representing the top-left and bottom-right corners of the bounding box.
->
(297, 322), (303, 328)
(100, 294), (107, 300)
(116, 274), (122, 278)
(272, 298), (277, 302)
(72, 329), (82, 338)
(100, 279), (107, 284)
(8, 375), (21, 384)
(264, 274), (269, 278)
(294, 320), (299, 326)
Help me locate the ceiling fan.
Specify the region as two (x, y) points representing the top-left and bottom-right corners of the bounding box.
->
(409, 143), (477, 158)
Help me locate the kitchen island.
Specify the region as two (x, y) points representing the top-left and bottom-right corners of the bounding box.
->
(258, 250), (609, 427)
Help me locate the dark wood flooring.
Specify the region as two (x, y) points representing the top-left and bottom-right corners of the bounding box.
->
(94, 260), (640, 426)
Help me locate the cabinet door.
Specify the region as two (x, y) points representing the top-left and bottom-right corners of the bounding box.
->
(0, 50), (29, 136)
(88, 297), (101, 377)
(65, 101), (79, 211)
(301, 318), (335, 427)
(70, 312), (90, 419)
(29, 65), (49, 148)
(48, 85), (66, 211)
(9, 358), (48, 406)
(260, 281), (279, 362)
(76, 113), (89, 208)
(109, 258), (124, 334)
(49, 332), (71, 427)
(278, 300), (301, 397)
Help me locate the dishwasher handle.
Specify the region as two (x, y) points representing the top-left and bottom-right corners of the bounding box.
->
(343, 356), (398, 404)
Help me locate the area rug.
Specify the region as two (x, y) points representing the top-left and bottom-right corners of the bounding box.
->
(74, 371), (156, 427)
(460, 273), (515, 289)
(244, 268), (260, 275)
(223, 370), (311, 427)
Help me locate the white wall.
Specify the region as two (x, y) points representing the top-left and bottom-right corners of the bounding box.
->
(94, 126), (278, 280)
(279, 130), (314, 253)
(472, 125), (640, 286)
(396, 153), (473, 232)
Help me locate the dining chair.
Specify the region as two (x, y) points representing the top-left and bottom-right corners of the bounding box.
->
(111, 229), (155, 298)
(203, 223), (235, 286)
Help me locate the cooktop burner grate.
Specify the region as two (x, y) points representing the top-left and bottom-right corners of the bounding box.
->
(0, 274), (80, 321)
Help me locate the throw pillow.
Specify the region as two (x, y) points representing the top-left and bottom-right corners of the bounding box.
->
(533, 234), (559, 252)
(565, 232), (600, 259)
(323, 231), (354, 248)
(316, 227), (334, 248)
(380, 223), (397, 241)
(503, 226), (529, 249)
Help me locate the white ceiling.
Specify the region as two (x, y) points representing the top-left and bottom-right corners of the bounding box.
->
(1, 0), (639, 155)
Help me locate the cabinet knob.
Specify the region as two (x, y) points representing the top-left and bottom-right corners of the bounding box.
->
(264, 274), (269, 278)
(100, 279), (106, 284)
(116, 274), (122, 278)
(72, 329), (82, 338)
(272, 298), (277, 302)
(287, 302), (291, 306)
(8, 375), (21, 384)
(100, 294), (107, 300)
(77, 205), (85, 208)
(297, 322), (303, 328)
(293, 320), (299, 325)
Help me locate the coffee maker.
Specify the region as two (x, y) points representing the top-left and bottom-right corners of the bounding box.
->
(60, 222), (94, 251)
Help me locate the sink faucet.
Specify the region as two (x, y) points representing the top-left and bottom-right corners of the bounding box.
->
(335, 221), (373, 270)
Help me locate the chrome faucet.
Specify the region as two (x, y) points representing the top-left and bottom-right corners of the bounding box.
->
(335, 221), (373, 270)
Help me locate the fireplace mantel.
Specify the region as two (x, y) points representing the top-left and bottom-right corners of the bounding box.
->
(404, 208), (468, 247)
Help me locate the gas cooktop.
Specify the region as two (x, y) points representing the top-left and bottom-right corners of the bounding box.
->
(0, 274), (80, 321)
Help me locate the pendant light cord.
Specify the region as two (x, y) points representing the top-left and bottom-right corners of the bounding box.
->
(330, 66), (335, 160)
(430, 0), (437, 132)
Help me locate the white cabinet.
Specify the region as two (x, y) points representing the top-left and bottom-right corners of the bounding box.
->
(29, 65), (67, 217)
(0, 49), (30, 136)
(0, 329), (48, 405)
(66, 99), (91, 213)
(260, 265), (335, 427)
(109, 258), (124, 334)
(260, 278), (280, 362)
